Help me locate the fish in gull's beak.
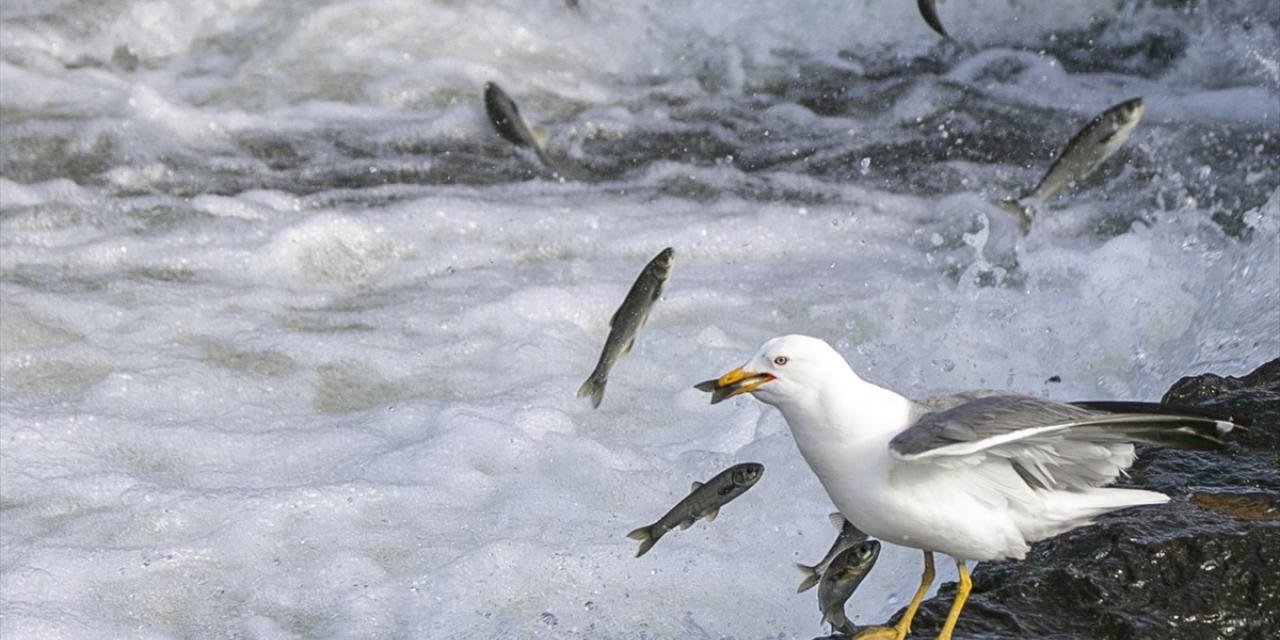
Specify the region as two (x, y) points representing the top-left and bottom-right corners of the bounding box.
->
(694, 367), (776, 404)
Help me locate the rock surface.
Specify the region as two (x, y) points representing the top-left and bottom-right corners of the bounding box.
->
(875, 357), (1280, 640)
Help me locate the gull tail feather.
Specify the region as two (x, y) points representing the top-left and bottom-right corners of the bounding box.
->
(1029, 488), (1168, 543)
(577, 374), (606, 409)
(794, 563), (821, 593)
(1042, 487), (1168, 521)
(627, 525), (660, 557)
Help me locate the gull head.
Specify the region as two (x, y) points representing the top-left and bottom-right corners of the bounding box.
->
(696, 335), (851, 407)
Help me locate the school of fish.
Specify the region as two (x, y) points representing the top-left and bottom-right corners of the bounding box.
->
(476, 3), (1155, 636)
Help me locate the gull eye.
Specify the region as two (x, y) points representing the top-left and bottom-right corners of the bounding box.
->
(773, 356), (789, 366)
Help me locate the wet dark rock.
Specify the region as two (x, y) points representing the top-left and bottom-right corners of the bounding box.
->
(894, 357), (1280, 640)
(1163, 357), (1280, 450)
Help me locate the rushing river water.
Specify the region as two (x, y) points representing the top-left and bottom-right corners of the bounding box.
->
(2, 1), (1277, 638)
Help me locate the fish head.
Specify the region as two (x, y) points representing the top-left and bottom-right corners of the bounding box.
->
(483, 81), (534, 147)
(1113, 97), (1145, 126)
(729, 462), (764, 487)
(483, 82), (517, 118)
(696, 335), (847, 406)
(1098, 97), (1145, 146)
(832, 540), (881, 585)
(647, 247), (675, 278)
(854, 539), (881, 567)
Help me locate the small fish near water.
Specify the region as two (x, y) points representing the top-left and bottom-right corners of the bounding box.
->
(818, 539), (881, 636)
(917, 0), (955, 42)
(578, 247), (674, 409)
(627, 462), (763, 558)
(796, 512), (869, 593)
(483, 81), (554, 168)
(998, 97), (1146, 231)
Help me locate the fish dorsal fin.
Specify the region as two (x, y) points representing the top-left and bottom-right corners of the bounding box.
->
(691, 481), (703, 492)
(828, 512), (845, 530)
(703, 505), (720, 522)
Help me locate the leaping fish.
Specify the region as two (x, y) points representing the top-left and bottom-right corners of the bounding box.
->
(578, 248), (674, 408)
(818, 539), (882, 636)
(917, 0), (956, 42)
(483, 81), (554, 168)
(998, 97), (1146, 231)
(627, 462), (764, 557)
(796, 513), (869, 593)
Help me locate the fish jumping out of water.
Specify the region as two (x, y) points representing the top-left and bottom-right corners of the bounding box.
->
(796, 513), (869, 593)
(818, 539), (882, 636)
(917, 0), (956, 42)
(483, 81), (554, 168)
(998, 97), (1146, 232)
(578, 247), (674, 408)
(627, 462), (764, 557)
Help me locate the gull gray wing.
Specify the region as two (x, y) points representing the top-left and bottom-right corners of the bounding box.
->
(894, 395), (1095, 457)
(890, 394), (1235, 490)
(914, 389), (1008, 413)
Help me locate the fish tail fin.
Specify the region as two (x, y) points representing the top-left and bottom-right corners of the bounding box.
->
(532, 144), (556, 170)
(627, 525), (659, 557)
(993, 197), (1034, 234)
(577, 374), (606, 409)
(821, 607), (852, 635)
(835, 618), (856, 636)
(794, 563), (821, 593)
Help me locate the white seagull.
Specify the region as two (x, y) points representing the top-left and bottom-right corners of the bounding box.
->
(697, 335), (1238, 640)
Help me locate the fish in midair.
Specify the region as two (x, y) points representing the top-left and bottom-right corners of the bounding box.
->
(917, 0), (956, 42)
(578, 247), (674, 408)
(483, 81), (554, 167)
(998, 97), (1146, 231)
(796, 513), (869, 593)
(817, 540), (882, 636)
(627, 462), (764, 557)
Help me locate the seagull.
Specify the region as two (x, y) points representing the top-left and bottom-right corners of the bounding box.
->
(697, 335), (1239, 640)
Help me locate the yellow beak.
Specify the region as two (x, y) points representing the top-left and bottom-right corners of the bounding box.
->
(693, 367), (776, 404)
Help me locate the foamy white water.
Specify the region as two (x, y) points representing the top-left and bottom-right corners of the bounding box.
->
(2, 1), (1277, 638)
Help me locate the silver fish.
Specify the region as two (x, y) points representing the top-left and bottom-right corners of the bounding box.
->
(818, 539), (881, 636)
(1000, 97), (1146, 231)
(627, 462), (764, 558)
(917, 0), (955, 42)
(578, 247), (674, 408)
(483, 81), (554, 167)
(796, 513), (869, 593)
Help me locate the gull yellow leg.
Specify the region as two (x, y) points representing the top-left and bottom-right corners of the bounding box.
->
(850, 551), (935, 640)
(892, 550), (936, 639)
(935, 559), (972, 640)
